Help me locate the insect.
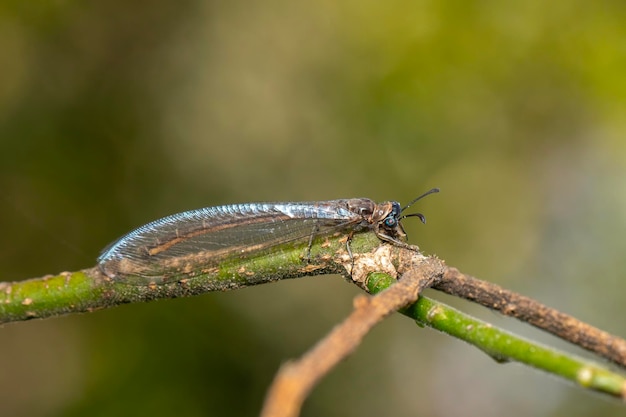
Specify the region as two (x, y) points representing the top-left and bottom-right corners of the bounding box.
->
(98, 188), (439, 284)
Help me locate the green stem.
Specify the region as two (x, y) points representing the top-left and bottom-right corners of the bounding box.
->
(3, 233), (625, 399)
(0, 232), (380, 323)
(367, 272), (626, 398)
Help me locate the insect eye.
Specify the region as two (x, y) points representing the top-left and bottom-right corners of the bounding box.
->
(391, 202), (401, 216)
(384, 216), (397, 228)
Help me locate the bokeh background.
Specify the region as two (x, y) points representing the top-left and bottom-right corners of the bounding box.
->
(2, 1), (626, 416)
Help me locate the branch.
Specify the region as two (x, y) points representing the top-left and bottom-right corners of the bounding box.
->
(260, 259), (626, 417)
(433, 268), (626, 367)
(368, 272), (626, 399)
(260, 252), (446, 417)
(0, 232), (381, 323)
(2, 230), (625, 412)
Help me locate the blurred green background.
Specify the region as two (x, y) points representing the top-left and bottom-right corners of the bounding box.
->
(2, 1), (626, 416)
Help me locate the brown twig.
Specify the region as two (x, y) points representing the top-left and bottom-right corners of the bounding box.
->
(260, 253), (445, 417)
(434, 267), (626, 367)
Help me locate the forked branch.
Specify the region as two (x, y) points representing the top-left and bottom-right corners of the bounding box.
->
(260, 254), (445, 417)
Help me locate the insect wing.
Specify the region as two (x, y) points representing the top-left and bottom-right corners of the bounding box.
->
(98, 202), (362, 284)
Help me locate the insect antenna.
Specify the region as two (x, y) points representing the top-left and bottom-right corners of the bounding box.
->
(401, 188), (440, 212)
(400, 212), (427, 224)
(399, 188), (439, 224)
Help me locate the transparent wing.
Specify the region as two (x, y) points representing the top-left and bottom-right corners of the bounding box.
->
(98, 202), (364, 284)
